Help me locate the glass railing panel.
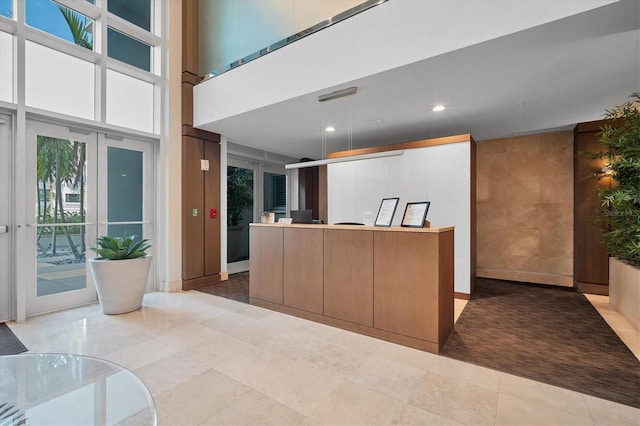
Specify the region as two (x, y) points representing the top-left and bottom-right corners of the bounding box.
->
(198, 0), (386, 80)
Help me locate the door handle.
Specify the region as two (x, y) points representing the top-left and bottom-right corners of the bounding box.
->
(0, 225), (7, 234)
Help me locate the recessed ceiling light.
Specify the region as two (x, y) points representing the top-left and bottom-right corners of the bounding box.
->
(432, 105), (445, 112)
(325, 126), (335, 132)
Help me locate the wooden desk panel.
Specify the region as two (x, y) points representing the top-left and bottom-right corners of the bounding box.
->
(249, 226), (283, 304)
(438, 231), (455, 346)
(283, 228), (324, 314)
(324, 229), (374, 326)
(374, 231), (440, 342)
(249, 224), (454, 353)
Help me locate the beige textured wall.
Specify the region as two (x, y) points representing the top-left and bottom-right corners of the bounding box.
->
(476, 131), (573, 286)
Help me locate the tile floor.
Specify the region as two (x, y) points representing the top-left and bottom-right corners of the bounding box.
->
(8, 292), (640, 425)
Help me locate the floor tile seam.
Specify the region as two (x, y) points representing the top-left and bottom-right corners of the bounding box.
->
(210, 362), (342, 420)
(153, 368), (256, 424)
(581, 393), (609, 426)
(249, 333), (373, 380)
(365, 352), (434, 375)
(423, 363), (502, 394)
(497, 372), (604, 421)
(102, 344), (184, 372)
(204, 388), (310, 425)
(209, 355), (291, 389)
(370, 351), (436, 374)
(423, 366), (500, 414)
(342, 373), (421, 406)
(401, 402), (463, 426)
(495, 391), (596, 425)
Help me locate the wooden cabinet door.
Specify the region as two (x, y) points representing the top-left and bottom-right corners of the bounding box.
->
(283, 228), (323, 314)
(249, 227), (284, 304)
(374, 231), (439, 341)
(324, 229), (374, 326)
(182, 136), (204, 280)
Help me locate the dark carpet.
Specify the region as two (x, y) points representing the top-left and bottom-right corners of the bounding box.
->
(0, 322), (27, 355)
(197, 271), (249, 303)
(442, 278), (640, 408)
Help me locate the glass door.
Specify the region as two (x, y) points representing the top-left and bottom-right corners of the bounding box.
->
(0, 114), (11, 321)
(25, 122), (155, 316)
(227, 160), (256, 273)
(97, 135), (154, 291)
(26, 122), (97, 315)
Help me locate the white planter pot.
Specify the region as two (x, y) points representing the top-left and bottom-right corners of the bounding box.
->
(89, 256), (152, 315)
(609, 257), (640, 331)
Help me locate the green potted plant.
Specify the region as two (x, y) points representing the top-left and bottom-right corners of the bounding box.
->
(89, 235), (152, 315)
(227, 167), (253, 261)
(596, 93), (640, 330)
(227, 167), (253, 227)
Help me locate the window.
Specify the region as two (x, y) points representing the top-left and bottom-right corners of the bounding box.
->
(272, 175), (286, 208)
(65, 193), (81, 203)
(26, 0), (93, 50)
(107, 28), (150, 71)
(108, 0), (151, 31)
(0, 0), (11, 18)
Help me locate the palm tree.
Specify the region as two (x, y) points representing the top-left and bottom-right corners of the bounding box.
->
(72, 142), (87, 253)
(36, 136), (83, 259)
(57, 5), (93, 50)
(34, 6), (93, 258)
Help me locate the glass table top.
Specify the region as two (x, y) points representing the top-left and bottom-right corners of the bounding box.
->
(0, 353), (156, 425)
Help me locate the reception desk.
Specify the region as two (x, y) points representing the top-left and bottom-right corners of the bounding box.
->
(249, 223), (454, 353)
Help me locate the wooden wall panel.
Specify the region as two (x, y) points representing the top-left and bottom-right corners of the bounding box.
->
(298, 166), (319, 219)
(204, 141), (221, 276)
(181, 0), (222, 289)
(181, 0), (198, 75)
(283, 228), (324, 314)
(318, 165), (328, 224)
(181, 82), (193, 127)
(470, 137), (477, 293)
(249, 227), (283, 303)
(327, 134), (472, 158)
(324, 229), (373, 326)
(374, 231), (439, 342)
(182, 136), (204, 280)
(437, 230), (455, 346)
(476, 131), (574, 286)
(574, 123), (610, 292)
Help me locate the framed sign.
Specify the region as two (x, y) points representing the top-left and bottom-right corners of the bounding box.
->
(401, 201), (431, 228)
(374, 197), (399, 227)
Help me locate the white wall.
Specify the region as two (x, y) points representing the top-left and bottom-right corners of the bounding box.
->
(197, 0), (365, 76)
(106, 70), (154, 133)
(194, 0), (615, 127)
(328, 141), (472, 294)
(25, 41), (95, 120)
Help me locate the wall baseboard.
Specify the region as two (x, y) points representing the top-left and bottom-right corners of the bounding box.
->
(477, 268), (573, 287)
(182, 274), (222, 290)
(454, 292), (471, 300)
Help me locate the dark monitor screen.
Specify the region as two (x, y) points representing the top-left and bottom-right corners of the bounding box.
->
(291, 209), (313, 224)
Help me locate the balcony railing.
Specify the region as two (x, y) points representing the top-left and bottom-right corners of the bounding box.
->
(200, 0), (387, 82)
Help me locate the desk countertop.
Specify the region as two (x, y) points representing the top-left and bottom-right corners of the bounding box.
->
(250, 223), (454, 233)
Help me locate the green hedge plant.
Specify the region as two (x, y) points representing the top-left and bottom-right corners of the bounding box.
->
(91, 235), (151, 260)
(597, 93), (640, 267)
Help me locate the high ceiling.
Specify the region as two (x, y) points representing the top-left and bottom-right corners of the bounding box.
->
(198, 0), (639, 161)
